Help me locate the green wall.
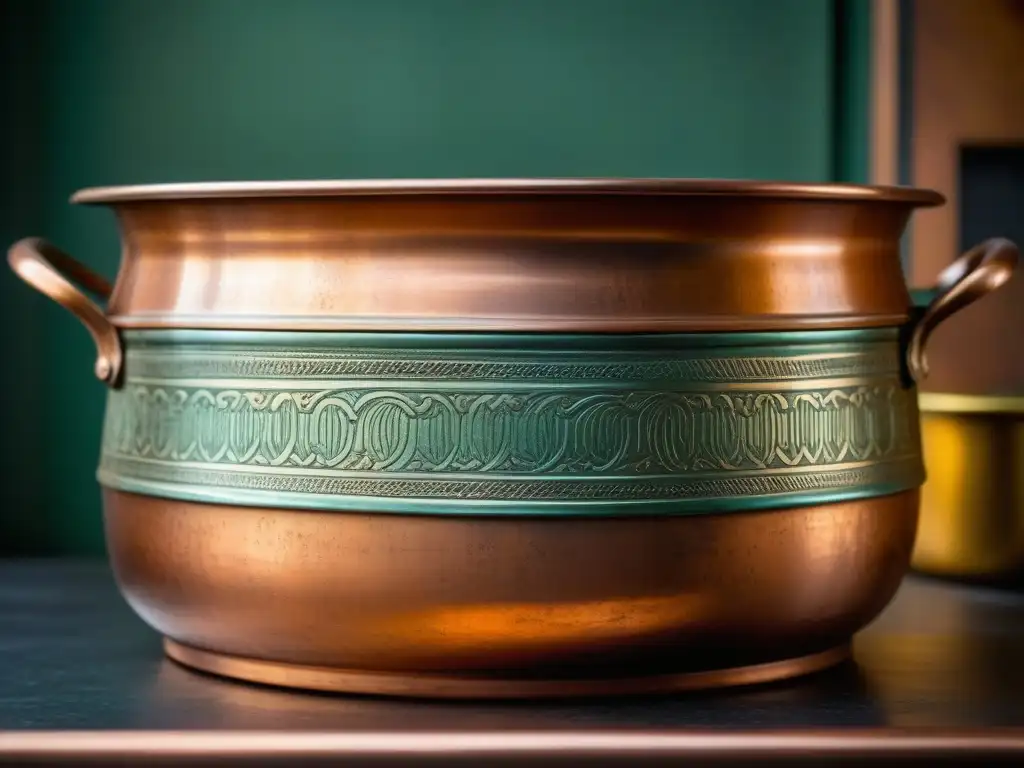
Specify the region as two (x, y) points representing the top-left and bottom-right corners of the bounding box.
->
(1, 1), (47, 553)
(2, 0), (870, 555)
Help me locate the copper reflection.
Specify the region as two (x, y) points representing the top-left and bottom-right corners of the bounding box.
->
(104, 489), (918, 698)
(97, 191), (927, 331)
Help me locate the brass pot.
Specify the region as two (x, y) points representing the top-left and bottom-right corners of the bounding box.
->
(7, 179), (1018, 699)
(913, 393), (1024, 582)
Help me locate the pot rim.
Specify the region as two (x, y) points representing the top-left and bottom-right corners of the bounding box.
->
(69, 178), (946, 206)
(919, 392), (1024, 415)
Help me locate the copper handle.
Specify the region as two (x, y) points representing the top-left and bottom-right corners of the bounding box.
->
(7, 237), (122, 387)
(907, 238), (1018, 382)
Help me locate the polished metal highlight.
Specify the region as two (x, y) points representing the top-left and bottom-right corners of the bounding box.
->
(105, 489), (919, 698)
(12, 179), (954, 336)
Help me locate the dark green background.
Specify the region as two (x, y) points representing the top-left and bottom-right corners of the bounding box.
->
(1, 0), (871, 555)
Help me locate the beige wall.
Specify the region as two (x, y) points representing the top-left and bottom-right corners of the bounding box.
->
(899, 0), (1024, 394)
(909, 0), (1024, 286)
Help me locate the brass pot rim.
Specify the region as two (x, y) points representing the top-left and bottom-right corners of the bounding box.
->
(69, 178), (946, 206)
(918, 392), (1024, 415)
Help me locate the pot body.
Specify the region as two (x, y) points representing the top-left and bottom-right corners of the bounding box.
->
(95, 327), (922, 696)
(104, 490), (918, 698)
(913, 394), (1024, 582)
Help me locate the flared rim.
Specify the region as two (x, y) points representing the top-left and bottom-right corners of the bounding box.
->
(70, 178), (946, 206)
(919, 392), (1024, 415)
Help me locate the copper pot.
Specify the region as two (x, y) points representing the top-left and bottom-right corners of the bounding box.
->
(7, 179), (1018, 699)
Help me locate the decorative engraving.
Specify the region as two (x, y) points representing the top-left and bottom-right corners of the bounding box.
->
(100, 455), (921, 502)
(126, 346), (899, 383)
(99, 332), (924, 512)
(102, 385), (917, 475)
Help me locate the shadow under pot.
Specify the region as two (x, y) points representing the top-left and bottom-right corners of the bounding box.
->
(7, 178), (1018, 699)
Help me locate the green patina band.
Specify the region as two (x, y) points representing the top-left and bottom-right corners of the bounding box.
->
(98, 328), (924, 516)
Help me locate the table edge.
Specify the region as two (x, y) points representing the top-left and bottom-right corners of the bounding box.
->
(1, 729), (1024, 763)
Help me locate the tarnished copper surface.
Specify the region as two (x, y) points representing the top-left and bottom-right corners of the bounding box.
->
(63, 179), (947, 332)
(103, 489), (919, 698)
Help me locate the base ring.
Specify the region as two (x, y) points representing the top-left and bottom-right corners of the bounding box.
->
(163, 639), (851, 700)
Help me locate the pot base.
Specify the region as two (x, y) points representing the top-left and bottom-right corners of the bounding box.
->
(163, 638), (851, 700)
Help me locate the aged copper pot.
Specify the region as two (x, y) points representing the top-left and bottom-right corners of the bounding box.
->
(7, 179), (1018, 699)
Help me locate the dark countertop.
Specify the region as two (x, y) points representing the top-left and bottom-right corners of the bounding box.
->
(1, 559), (1023, 765)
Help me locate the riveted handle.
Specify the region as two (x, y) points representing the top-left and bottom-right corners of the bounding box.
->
(907, 238), (1018, 382)
(7, 237), (122, 387)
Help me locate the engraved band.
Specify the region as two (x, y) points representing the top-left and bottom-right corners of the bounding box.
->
(98, 329), (924, 516)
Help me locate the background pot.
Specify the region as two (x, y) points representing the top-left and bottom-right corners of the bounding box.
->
(913, 394), (1024, 583)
